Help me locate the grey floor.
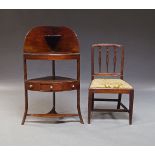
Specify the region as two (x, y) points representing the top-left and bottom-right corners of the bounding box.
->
(0, 81), (155, 146)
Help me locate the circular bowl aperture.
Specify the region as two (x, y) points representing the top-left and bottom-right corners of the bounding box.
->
(44, 34), (62, 51)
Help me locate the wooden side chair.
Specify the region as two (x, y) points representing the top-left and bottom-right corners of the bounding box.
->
(88, 44), (134, 125)
(21, 26), (84, 125)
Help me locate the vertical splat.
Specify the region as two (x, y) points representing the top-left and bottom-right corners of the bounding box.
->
(106, 47), (109, 72)
(120, 47), (124, 79)
(98, 46), (102, 72)
(113, 47), (117, 72)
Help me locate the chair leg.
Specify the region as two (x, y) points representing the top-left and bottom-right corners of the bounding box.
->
(129, 90), (134, 125)
(77, 89), (84, 124)
(91, 93), (94, 110)
(117, 94), (122, 109)
(21, 89), (28, 125)
(88, 91), (93, 124)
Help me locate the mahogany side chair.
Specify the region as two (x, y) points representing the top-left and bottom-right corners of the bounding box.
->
(88, 44), (134, 125)
(21, 26), (84, 125)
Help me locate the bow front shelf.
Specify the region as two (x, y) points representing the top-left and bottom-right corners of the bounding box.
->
(25, 76), (80, 92)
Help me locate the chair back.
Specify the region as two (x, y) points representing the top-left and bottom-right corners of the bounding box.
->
(91, 44), (124, 80)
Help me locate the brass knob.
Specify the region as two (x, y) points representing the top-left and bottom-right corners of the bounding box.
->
(50, 85), (53, 89)
(29, 84), (33, 88)
(72, 85), (75, 88)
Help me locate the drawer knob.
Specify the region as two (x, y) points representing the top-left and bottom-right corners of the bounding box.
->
(29, 84), (33, 88)
(50, 85), (53, 89)
(72, 85), (75, 88)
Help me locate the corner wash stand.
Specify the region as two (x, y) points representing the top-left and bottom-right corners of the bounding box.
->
(21, 26), (84, 125)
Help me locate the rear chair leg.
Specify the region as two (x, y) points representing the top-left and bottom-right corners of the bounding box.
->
(129, 90), (134, 125)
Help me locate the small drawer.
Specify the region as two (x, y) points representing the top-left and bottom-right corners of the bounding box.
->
(26, 81), (80, 92)
(40, 84), (53, 92)
(40, 82), (80, 92)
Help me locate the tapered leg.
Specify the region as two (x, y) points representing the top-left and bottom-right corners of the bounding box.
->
(77, 89), (84, 124)
(88, 91), (93, 124)
(129, 90), (134, 125)
(91, 93), (94, 110)
(117, 94), (122, 109)
(21, 89), (28, 125)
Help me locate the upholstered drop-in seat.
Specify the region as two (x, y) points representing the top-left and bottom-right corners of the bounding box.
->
(90, 79), (133, 89)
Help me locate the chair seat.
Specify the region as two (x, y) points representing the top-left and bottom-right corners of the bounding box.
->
(90, 79), (133, 89)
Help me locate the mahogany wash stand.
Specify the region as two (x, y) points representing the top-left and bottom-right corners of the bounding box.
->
(21, 26), (84, 125)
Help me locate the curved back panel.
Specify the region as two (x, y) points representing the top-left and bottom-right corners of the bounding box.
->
(23, 26), (80, 53)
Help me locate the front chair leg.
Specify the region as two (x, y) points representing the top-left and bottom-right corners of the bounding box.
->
(117, 94), (122, 109)
(91, 93), (94, 110)
(77, 89), (84, 124)
(88, 91), (93, 124)
(129, 90), (134, 125)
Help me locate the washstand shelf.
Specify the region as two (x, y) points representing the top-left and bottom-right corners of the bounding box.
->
(21, 26), (84, 124)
